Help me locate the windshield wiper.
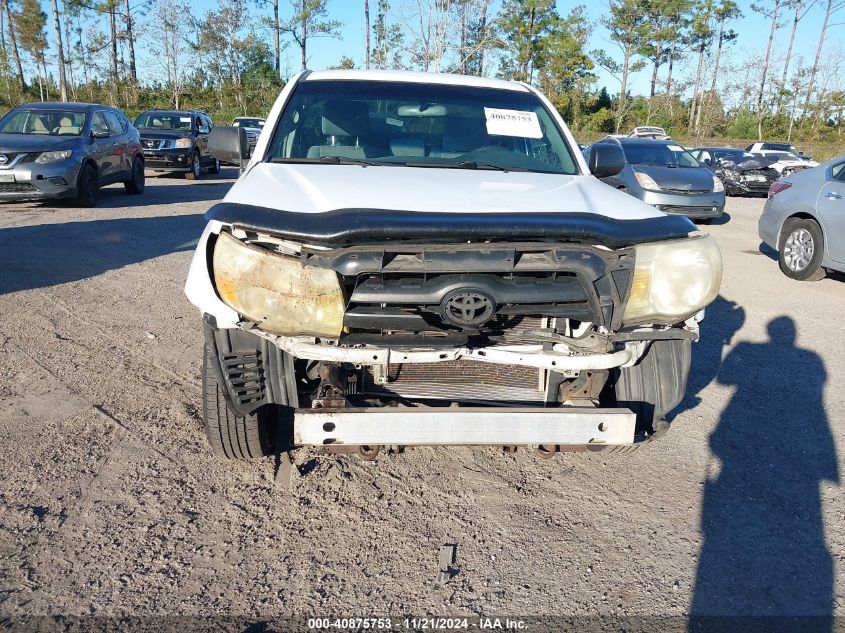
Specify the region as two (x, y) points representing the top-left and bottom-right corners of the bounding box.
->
(268, 156), (381, 166)
(455, 161), (527, 172)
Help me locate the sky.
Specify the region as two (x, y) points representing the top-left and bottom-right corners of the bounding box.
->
(38, 0), (835, 96)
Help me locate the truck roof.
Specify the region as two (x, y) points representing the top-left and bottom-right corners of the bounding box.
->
(304, 69), (530, 93)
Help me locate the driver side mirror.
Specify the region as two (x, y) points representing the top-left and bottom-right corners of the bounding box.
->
(588, 144), (625, 178)
(208, 126), (248, 165)
(91, 129), (110, 139)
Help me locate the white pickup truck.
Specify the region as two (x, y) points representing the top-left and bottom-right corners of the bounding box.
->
(184, 69), (722, 460)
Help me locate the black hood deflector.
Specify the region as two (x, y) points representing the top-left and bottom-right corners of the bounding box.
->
(205, 203), (697, 249)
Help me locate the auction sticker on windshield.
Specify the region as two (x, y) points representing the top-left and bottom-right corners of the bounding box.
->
(484, 108), (542, 139)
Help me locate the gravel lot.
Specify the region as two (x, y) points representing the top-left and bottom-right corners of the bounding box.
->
(0, 171), (843, 625)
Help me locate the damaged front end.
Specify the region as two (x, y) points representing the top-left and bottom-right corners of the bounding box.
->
(188, 205), (721, 453)
(716, 158), (780, 197)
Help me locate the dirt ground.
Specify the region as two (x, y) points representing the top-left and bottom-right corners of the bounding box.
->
(0, 170), (843, 626)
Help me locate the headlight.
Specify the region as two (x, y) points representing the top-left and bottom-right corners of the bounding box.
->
(212, 231), (345, 338)
(634, 171), (661, 191)
(623, 235), (722, 324)
(712, 175), (725, 192)
(173, 138), (193, 149)
(35, 150), (72, 164)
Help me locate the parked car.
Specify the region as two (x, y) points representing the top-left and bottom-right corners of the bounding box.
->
(588, 136), (725, 222)
(759, 155), (845, 281)
(746, 141), (814, 162)
(629, 125), (669, 140)
(751, 150), (819, 176)
(0, 102), (144, 206)
(134, 109), (220, 179)
(184, 69), (723, 460)
(232, 116), (265, 157)
(690, 147), (779, 197)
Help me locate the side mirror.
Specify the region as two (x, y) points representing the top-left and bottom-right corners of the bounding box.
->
(588, 144), (625, 178)
(91, 129), (110, 139)
(208, 126), (248, 165)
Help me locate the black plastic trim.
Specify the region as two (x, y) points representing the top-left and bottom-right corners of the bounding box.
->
(205, 204), (696, 249)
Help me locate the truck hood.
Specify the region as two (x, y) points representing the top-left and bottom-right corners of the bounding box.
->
(224, 163), (665, 221)
(0, 133), (81, 153)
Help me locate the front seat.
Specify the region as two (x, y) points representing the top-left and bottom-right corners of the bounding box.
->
(53, 116), (81, 135)
(307, 100), (370, 159)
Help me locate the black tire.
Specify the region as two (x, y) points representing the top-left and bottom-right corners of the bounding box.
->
(124, 156), (145, 194)
(184, 150), (201, 180)
(778, 217), (827, 281)
(208, 157), (220, 174)
(696, 218), (714, 225)
(74, 162), (99, 207)
(202, 342), (276, 459)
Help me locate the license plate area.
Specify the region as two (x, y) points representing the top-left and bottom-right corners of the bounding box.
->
(0, 174), (15, 183)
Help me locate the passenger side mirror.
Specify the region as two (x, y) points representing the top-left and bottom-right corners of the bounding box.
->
(91, 129), (110, 139)
(208, 126), (248, 165)
(588, 144), (625, 178)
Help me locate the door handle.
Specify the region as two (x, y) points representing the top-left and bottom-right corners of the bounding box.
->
(825, 191), (842, 200)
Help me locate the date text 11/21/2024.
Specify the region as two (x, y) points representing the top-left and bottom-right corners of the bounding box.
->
(306, 617), (527, 630)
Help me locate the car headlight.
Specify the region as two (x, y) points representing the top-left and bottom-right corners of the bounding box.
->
(173, 138), (193, 149)
(634, 171), (661, 191)
(212, 231), (345, 338)
(623, 235), (722, 325)
(35, 149), (72, 164)
(712, 175), (724, 192)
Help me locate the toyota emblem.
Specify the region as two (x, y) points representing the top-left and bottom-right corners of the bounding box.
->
(441, 289), (496, 327)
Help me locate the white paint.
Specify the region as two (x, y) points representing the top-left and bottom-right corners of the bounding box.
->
(224, 163), (664, 220)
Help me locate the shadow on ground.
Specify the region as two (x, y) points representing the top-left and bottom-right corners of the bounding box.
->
(0, 213), (206, 294)
(689, 316), (839, 630)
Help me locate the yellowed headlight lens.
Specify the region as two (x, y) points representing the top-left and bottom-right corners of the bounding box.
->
(213, 231), (345, 337)
(623, 234), (722, 324)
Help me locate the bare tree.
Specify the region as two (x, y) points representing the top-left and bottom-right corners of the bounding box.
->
(364, 0), (370, 68)
(752, 0), (783, 139)
(696, 0), (740, 135)
(50, 0), (68, 100)
(2, 0), (25, 90)
(802, 0), (845, 116)
(147, 0), (188, 107)
(779, 0), (815, 101)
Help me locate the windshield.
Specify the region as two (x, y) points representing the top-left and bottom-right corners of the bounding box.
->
(134, 112), (193, 131)
(0, 109), (87, 135)
(266, 80), (579, 174)
(622, 142), (701, 168)
(234, 118), (264, 128)
(713, 149), (753, 162)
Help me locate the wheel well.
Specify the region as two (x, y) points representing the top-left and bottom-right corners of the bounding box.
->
(779, 212), (822, 249)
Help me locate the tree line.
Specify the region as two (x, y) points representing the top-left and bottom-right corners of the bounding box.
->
(0, 0), (842, 144)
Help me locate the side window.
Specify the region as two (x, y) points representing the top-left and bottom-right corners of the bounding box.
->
(832, 162), (845, 182)
(196, 116), (208, 133)
(104, 111), (125, 134)
(91, 112), (110, 136)
(204, 116), (213, 130)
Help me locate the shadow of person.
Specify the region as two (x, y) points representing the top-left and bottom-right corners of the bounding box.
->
(690, 317), (839, 631)
(670, 295), (745, 420)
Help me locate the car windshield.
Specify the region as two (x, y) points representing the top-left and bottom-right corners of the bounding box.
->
(265, 80), (579, 175)
(622, 142), (701, 168)
(0, 109), (87, 135)
(234, 118), (264, 128)
(134, 112), (193, 131)
(713, 149), (753, 162)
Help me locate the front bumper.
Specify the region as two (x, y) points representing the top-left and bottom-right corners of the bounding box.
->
(142, 148), (192, 171)
(640, 190), (725, 219)
(295, 407), (636, 446)
(0, 159), (81, 200)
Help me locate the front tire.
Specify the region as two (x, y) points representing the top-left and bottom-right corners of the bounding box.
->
(209, 157), (220, 174)
(202, 342), (277, 459)
(124, 157), (145, 194)
(74, 162), (99, 207)
(779, 217), (826, 281)
(184, 150), (201, 180)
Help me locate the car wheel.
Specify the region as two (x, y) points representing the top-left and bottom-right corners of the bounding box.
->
(185, 151), (201, 180)
(74, 162), (99, 207)
(778, 217), (826, 281)
(202, 341), (278, 459)
(209, 157), (220, 174)
(124, 156), (145, 194)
